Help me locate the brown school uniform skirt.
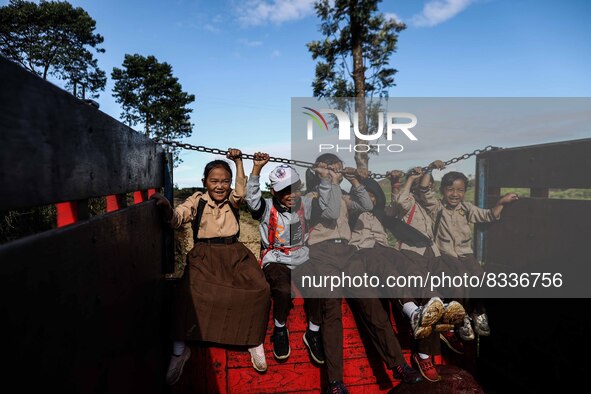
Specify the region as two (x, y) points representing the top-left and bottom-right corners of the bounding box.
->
(173, 241), (271, 346)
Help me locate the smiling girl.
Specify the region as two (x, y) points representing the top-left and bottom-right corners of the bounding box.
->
(151, 148), (270, 384)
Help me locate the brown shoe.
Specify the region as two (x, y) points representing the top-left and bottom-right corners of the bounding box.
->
(441, 301), (466, 325)
(166, 347), (191, 385)
(434, 323), (454, 332)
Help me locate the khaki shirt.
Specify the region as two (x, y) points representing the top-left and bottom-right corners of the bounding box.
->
(349, 212), (389, 249)
(393, 190), (441, 257)
(420, 190), (498, 257)
(308, 184), (373, 246)
(169, 174), (246, 238)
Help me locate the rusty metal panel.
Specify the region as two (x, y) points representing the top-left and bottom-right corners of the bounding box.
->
(0, 202), (169, 392)
(479, 138), (591, 189)
(482, 198), (591, 296)
(0, 57), (164, 210)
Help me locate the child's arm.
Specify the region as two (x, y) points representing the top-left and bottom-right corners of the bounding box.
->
(491, 193), (519, 218)
(418, 160), (445, 216)
(306, 163), (342, 220)
(245, 152), (270, 220)
(395, 169), (422, 215)
(419, 160), (445, 189)
(151, 191), (202, 229)
(343, 167), (373, 213)
(227, 148), (246, 207)
(465, 193), (518, 223)
(384, 170), (404, 216)
(151, 192), (174, 222)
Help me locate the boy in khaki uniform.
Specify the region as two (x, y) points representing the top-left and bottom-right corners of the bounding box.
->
(418, 161), (518, 343)
(387, 169), (468, 368)
(301, 154), (373, 394)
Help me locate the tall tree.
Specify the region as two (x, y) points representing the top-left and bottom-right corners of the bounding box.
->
(307, 0), (406, 169)
(0, 0), (106, 99)
(111, 54), (195, 164)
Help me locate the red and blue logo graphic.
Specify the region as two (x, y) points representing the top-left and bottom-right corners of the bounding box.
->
(302, 107), (328, 131)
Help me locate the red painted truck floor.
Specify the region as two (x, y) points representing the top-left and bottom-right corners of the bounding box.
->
(170, 298), (483, 393)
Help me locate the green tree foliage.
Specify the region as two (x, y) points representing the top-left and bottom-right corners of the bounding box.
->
(111, 54), (195, 164)
(0, 0), (106, 99)
(307, 0), (405, 169)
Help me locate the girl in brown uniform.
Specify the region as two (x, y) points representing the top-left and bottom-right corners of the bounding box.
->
(152, 149), (271, 384)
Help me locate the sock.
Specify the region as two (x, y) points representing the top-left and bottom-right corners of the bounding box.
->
(308, 321), (320, 332)
(403, 302), (418, 319)
(173, 341), (186, 357)
(274, 319), (285, 328)
(418, 353), (430, 360)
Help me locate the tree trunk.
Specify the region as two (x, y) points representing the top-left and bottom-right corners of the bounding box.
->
(350, 0), (369, 170)
(144, 112), (150, 137)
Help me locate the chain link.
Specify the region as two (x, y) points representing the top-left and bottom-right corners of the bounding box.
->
(153, 138), (500, 179)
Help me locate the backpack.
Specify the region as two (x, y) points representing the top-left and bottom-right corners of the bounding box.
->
(381, 207), (433, 248)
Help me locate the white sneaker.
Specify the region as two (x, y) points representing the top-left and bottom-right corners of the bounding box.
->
(459, 315), (475, 341)
(472, 312), (491, 336)
(248, 343), (267, 372)
(166, 346), (191, 385)
(410, 306), (432, 339)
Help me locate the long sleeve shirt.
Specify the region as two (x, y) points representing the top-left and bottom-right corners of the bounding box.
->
(168, 172), (246, 238)
(349, 212), (389, 249)
(308, 184), (373, 246)
(393, 189), (441, 257)
(420, 189), (499, 257)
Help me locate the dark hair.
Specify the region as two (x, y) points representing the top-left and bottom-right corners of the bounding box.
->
(348, 177), (386, 229)
(316, 153), (343, 166)
(361, 178), (386, 213)
(274, 180), (302, 196)
(305, 153), (343, 193)
(440, 171), (469, 193)
(203, 160), (232, 180)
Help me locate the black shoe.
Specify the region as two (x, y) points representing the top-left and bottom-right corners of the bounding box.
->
(326, 380), (349, 394)
(303, 329), (325, 364)
(270, 326), (290, 360)
(393, 362), (423, 384)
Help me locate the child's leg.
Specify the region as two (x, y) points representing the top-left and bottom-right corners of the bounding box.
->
(303, 298), (325, 364)
(349, 298), (405, 369)
(173, 341), (186, 356)
(263, 263), (294, 326)
(413, 332), (442, 382)
(293, 259), (326, 364)
(263, 263), (293, 360)
(166, 340), (191, 385)
(321, 297), (344, 382)
(459, 254), (490, 336)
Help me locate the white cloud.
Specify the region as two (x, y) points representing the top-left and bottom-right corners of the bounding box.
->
(236, 0), (316, 27)
(203, 23), (220, 33)
(238, 38), (264, 47)
(384, 12), (402, 23)
(271, 49), (281, 58)
(411, 0), (474, 27)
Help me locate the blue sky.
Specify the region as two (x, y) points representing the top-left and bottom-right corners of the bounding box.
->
(5, 0), (590, 187)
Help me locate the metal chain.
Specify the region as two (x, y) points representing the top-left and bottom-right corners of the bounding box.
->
(153, 138), (318, 169)
(153, 138), (500, 179)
